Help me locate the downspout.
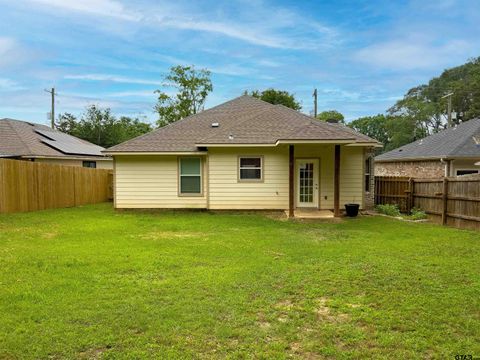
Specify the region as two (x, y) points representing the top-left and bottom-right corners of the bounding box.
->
(440, 158), (450, 177)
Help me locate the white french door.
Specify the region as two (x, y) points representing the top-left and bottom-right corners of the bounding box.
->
(296, 159), (319, 208)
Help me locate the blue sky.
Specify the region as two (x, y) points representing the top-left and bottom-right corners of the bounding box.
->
(0, 0), (479, 125)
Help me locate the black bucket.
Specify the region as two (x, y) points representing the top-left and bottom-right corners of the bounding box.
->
(344, 203), (359, 217)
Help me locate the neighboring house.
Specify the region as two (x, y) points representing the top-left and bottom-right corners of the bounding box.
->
(0, 118), (112, 168)
(105, 96), (380, 216)
(375, 118), (480, 178)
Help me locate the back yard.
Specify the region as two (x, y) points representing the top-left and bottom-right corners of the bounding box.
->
(0, 204), (479, 359)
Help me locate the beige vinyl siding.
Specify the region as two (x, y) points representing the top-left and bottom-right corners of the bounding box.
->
(340, 146), (364, 207)
(113, 145), (366, 210)
(295, 144), (364, 209)
(208, 147), (289, 209)
(115, 155), (207, 208)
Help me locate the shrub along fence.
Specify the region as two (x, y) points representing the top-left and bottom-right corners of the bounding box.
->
(0, 159), (112, 214)
(375, 175), (480, 231)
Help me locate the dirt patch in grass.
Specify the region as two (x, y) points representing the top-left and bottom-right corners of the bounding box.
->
(136, 231), (205, 240)
(316, 297), (350, 323)
(78, 346), (111, 359)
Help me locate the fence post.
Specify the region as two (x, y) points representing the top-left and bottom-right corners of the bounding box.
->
(442, 177), (448, 225)
(407, 178), (414, 213)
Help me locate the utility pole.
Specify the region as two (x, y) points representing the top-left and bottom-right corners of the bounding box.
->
(313, 88), (318, 118)
(44, 87), (57, 129)
(441, 92), (454, 128)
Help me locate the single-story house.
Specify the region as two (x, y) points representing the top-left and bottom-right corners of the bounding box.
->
(0, 118), (112, 168)
(375, 118), (480, 178)
(104, 96), (381, 217)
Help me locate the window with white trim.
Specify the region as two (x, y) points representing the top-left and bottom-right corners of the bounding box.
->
(365, 156), (372, 192)
(179, 157), (202, 194)
(456, 169), (479, 176)
(83, 161), (96, 168)
(239, 157), (262, 181)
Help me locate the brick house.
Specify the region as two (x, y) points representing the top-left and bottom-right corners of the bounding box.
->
(375, 118), (480, 178)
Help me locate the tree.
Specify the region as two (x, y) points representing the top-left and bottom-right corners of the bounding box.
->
(384, 115), (424, 152)
(349, 114), (389, 150)
(316, 110), (345, 123)
(387, 57), (480, 140)
(56, 105), (152, 148)
(55, 113), (78, 134)
(155, 65), (213, 127)
(247, 89), (301, 110)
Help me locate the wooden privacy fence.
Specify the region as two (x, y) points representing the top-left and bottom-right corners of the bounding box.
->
(375, 175), (480, 231)
(374, 176), (410, 212)
(0, 159), (113, 213)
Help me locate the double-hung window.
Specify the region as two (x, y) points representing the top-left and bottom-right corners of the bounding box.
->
(365, 156), (372, 192)
(83, 161), (96, 168)
(179, 157), (202, 195)
(239, 156), (263, 181)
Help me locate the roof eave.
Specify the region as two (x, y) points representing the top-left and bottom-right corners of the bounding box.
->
(22, 155), (112, 161)
(103, 151), (208, 155)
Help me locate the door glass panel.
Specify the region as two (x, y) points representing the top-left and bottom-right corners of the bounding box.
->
(299, 162), (314, 203)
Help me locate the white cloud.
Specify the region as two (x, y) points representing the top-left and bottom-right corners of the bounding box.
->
(64, 74), (163, 86)
(25, 0), (338, 49)
(29, 0), (141, 21)
(104, 90), (160, 98)
(354, 38), (471, 70)
(0, 37), (30, 69)
(0, 78), (24, 91)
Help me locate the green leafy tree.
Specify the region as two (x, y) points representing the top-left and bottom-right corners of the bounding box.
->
(384, 115), (424, 152)
(56, 105), (152, 148)
(316, 110), (345, 123)
(155, 65), (213, 127)
(349, 114), (389, 149)
(55, 113), (78, 134)
(247, 89), (301, 110)
(377, 57), (480, 151)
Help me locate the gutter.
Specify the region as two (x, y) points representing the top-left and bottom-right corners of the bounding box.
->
(103, 151), (209, 156)
(22, 155), (112, 161)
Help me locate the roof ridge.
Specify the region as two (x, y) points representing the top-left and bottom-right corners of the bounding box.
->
(197, 107), (272, 143)
(274, 105), (362, 141)
(107, 95), (255, 151)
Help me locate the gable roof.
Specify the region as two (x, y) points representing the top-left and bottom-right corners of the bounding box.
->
(0, 118), (107, 158)
(106, 95), (379, 153)
(375, 118), (480, 162)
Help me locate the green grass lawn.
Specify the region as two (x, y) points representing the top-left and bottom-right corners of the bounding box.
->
(0, 204), (479, 359)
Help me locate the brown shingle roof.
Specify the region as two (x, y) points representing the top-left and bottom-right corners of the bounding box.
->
(0, 118), (106, 158)
(106, 95), (380, 152)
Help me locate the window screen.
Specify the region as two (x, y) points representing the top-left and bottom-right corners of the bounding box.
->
(239, 157), (262, 180)
(82, 161), (96, 168)
(456, 169), (479, 176)
(365, 157), (371, 192)
(180, 158), (202, 194)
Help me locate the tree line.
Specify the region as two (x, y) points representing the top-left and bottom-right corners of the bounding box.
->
(57, 57), (480, 151)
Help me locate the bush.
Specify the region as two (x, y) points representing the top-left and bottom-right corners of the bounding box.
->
(409, 207), (427, 220)
(375, 204), (401, 217)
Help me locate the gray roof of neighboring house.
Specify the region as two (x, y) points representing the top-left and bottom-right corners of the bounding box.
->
(0, 118), (107, 158)
(106, 95), (379, 153)
(375, 118), (480, 162)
